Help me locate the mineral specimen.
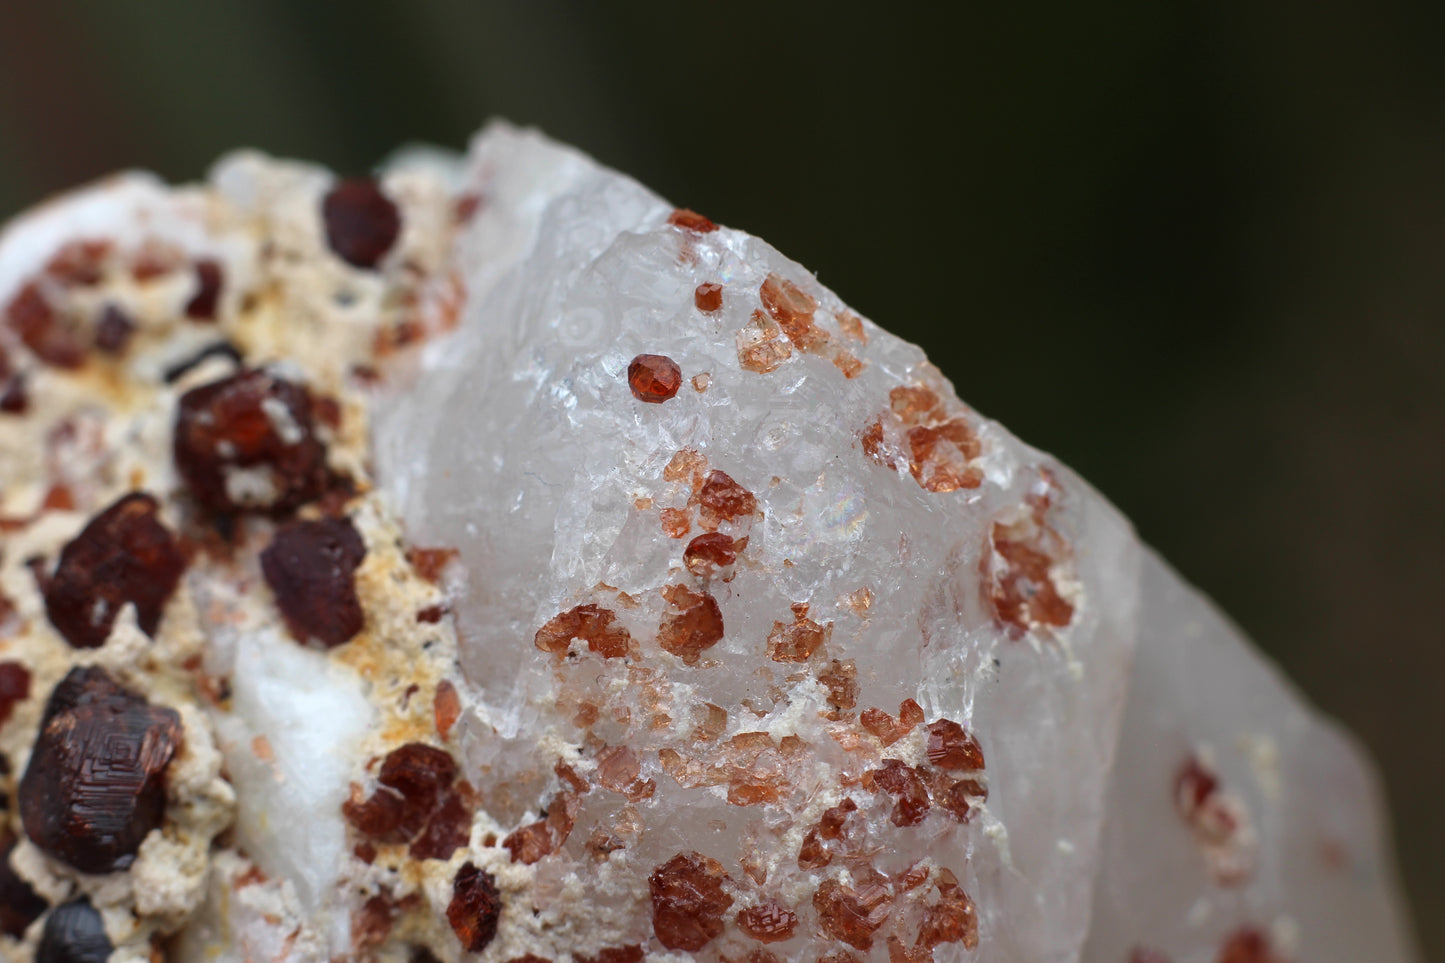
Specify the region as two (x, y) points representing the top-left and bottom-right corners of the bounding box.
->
(0, 122), (1419, 963)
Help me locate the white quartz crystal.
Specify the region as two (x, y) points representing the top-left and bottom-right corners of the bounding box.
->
(374, 124), (1419, 962)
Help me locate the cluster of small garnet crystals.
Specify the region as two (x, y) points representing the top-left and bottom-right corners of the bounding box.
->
(344, 742), (474, 863)
(18, 666), (182, 874)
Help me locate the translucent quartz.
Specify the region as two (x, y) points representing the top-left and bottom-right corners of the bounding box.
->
(374, 125), (1418, 962)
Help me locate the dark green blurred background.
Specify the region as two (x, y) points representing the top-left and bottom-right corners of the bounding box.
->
(2, 2), (1440, 953)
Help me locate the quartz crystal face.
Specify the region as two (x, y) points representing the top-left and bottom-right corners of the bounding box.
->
(0, 123), (1418, 963)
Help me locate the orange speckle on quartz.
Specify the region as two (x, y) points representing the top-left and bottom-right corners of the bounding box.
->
(667, 209), (718, 233)
(760, 273), (825, 352)
(627, 354), (682, 403)
(683, 532), (736, 579)
(664, 448), (708, 489)
(736, 309), (793, 374)
(837, 310), (868, 343)
(657, 584), (725, 665)
(434, 680), (461, 740)
(661, 507), (691, 539)
(697, 470), (757, 528)
(767, 614), (830, 663)
(694, 283), (723, 313)
(534, 604), (631, 659)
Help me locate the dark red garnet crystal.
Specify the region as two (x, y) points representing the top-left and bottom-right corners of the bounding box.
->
(183, 259), (225, 321)
(36, 899), (112, 963)
(20, 666), (182, 874)
(174, 368), (329, 515)
(447, 862), (501, 953)
(260, 516), (367, 647)
(322, 178), (402, 270)
(43, 492), (186, 649)
(343, 742), (472, 861)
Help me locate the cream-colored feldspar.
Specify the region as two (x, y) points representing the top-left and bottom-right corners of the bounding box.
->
(0, 124), (1418, 963)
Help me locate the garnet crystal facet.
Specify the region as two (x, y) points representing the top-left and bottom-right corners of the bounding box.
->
(19, 666), (182, 874)
(43, 492), (186, 648)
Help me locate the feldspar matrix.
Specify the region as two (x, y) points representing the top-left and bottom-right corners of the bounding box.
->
(0, 124), (1418, 962)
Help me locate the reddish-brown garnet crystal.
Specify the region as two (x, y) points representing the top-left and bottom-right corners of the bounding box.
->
(814, 874), (893, 950)
(694, 282), (723, 313)
(575, 948), (644, 963)
(260, 516), (367, 648)
(0, 660), (31, 728)
(916, 869), (979, 952)
(407, 546), (459, 583)
(667, 208), (718, 233)
(737, 900), (799, 943)
(0, 831), (48, 937)
(866, 759), (933, 827)
(44, 239), (111, 287)
(44, 492), (187, 648)
(767, 615), (830, 663)
(19, 666), (182, 874)
(926, 719), (985, 771)
(447, 862), (502, 953)
(698, 470), (757, 526)
(657, 584), (725, 665)
(534, 603), (630, 658)
(323, 177), (402, 270)
(502, 820), (552, 864)
(627, 354), (683, 403)
(5, 281), (86, 368)
(648, 852), (733, 951)
(380, 742), (458, 833)
(760, 273), (824, 351)
(183, 259), (225, 320)
(410, 789), (474, 861)
(1217, 927), (1284, 963)
(344, 741), (471, 859)
(174, 368), (329, 515)
(683, 531), (736, 579)
(434, 679), (461, 739)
